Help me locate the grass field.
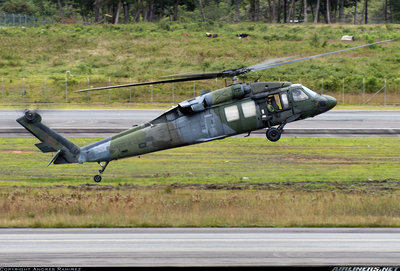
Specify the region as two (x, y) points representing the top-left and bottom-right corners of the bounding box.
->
(2, 188), (400, 228)
(1, 22), (400, 104)
(1, 137), (400, 227)
(2, 22), (400, 227)
(1, 137), (400, 185)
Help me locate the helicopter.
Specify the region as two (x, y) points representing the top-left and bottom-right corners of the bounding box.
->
(17, 39), (395, 182)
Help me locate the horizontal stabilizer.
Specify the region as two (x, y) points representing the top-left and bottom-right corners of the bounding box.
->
(35, 142), (58, 153)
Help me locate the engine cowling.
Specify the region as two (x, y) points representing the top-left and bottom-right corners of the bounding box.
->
(203, 84), (251, 107)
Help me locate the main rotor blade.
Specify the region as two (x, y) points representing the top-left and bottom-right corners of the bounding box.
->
(164, 38), (395, 79)
(162, 72), (225, 80)
(246, 56), (298, 72)
(248, 39), (396, 72)
(74, 76), (215, 93)
(165, 56), (298, 80)
(75, 39), (396, 93)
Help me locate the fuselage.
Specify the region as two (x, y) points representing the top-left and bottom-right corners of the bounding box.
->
(79, 81), (337, 163)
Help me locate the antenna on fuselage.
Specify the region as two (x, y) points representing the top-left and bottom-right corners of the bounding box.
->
(232, 76), (238, 84)
(254, 75), (262, 82)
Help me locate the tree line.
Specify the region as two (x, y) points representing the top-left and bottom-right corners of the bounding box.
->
(0, 0), (399, 24)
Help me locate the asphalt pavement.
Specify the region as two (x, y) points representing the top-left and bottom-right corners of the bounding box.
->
(2, 109), (400, 138)
(1, 228), (400, 266)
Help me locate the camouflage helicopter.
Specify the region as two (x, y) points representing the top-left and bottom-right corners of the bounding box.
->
(17, 39), (394, 182)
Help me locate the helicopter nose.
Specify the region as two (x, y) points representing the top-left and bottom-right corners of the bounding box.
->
(325, 95), (337, 110)
(317, 95), (337, 112)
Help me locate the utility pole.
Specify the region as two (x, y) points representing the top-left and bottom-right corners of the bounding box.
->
(342, 78), (345, 104)
(151, 78), (153, 103)
(108, 77), (111, 103)
(87, 77), (90, 102)
(129, 78), (132, 103)
(362, 78), (365, 104)
(44, 77), (46, 99)
(172, 83), (175, 104)
(1, 77), (4, 101)
(65, 71), (71, 103)
(384, 78), (387, 106)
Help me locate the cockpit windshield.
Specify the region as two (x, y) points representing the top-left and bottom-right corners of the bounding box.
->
(302, 86), (318, 98)
(292, 88), (309, 102)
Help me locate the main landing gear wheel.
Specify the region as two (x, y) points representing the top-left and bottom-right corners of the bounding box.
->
(93, 161), (110, 183)
(266, 127), (281, 142)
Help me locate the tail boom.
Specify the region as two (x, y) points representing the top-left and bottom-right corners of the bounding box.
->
(16, 110), (80, 165)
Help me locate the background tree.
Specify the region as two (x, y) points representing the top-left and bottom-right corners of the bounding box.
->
(0, 0), (397, 24)
(314, 0), (320, 22)
(1, 0), (33, 15)
(198, 0), (206, 21)
(364, 0), (368, 23)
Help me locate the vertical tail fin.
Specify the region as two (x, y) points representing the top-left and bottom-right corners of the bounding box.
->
(16, 110), (80, 165)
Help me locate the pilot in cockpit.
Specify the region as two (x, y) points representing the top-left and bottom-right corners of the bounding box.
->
(267, 97), (276, 112)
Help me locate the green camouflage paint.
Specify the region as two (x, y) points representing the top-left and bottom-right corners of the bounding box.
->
(17, 81), (336, 181)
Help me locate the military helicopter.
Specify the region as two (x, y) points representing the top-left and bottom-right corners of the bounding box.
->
(17, 39), (394, 182)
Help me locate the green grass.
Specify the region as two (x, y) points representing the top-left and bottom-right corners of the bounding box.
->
(0, 22), (400, 105)
(1, 137), (399, 186)
(335, 105), (400, 110)
(2, 137), (400, 227)
(2, 188), (400, 227)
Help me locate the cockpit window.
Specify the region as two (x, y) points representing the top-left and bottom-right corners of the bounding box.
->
(292, 88), (309, 102)
(302, 86), (318, 98)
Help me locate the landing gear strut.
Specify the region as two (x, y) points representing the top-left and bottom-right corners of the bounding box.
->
(94, 161), (110, 183)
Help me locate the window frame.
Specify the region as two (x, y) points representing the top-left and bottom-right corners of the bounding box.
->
(224, 104), (240, 122)
(241, 100), (256, 118)
(291, 88), (310, 102)
(280, 93), (289, 109)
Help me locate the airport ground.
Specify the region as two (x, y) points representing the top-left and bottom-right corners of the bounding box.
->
(1, 108), (400, 266)
(2, 228), (400, 266)
(1, 109), (400, 228)
(1, 21), (400, 267)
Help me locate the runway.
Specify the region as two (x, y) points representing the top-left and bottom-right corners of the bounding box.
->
(1, 228), (400, 266)
(1, 109), (400, 138)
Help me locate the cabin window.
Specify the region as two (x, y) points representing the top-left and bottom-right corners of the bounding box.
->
(281, 93), (289, 109)
(267, 94), (283, 111)
(292, 88), (309, 102)
(241, 101), (256, 118)
(224, 105), (240, 122)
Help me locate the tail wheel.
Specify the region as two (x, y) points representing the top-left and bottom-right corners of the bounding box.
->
(266, 127), (281, 142)
(94, 175), (102, 183)
(93, 161), (110, 182)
